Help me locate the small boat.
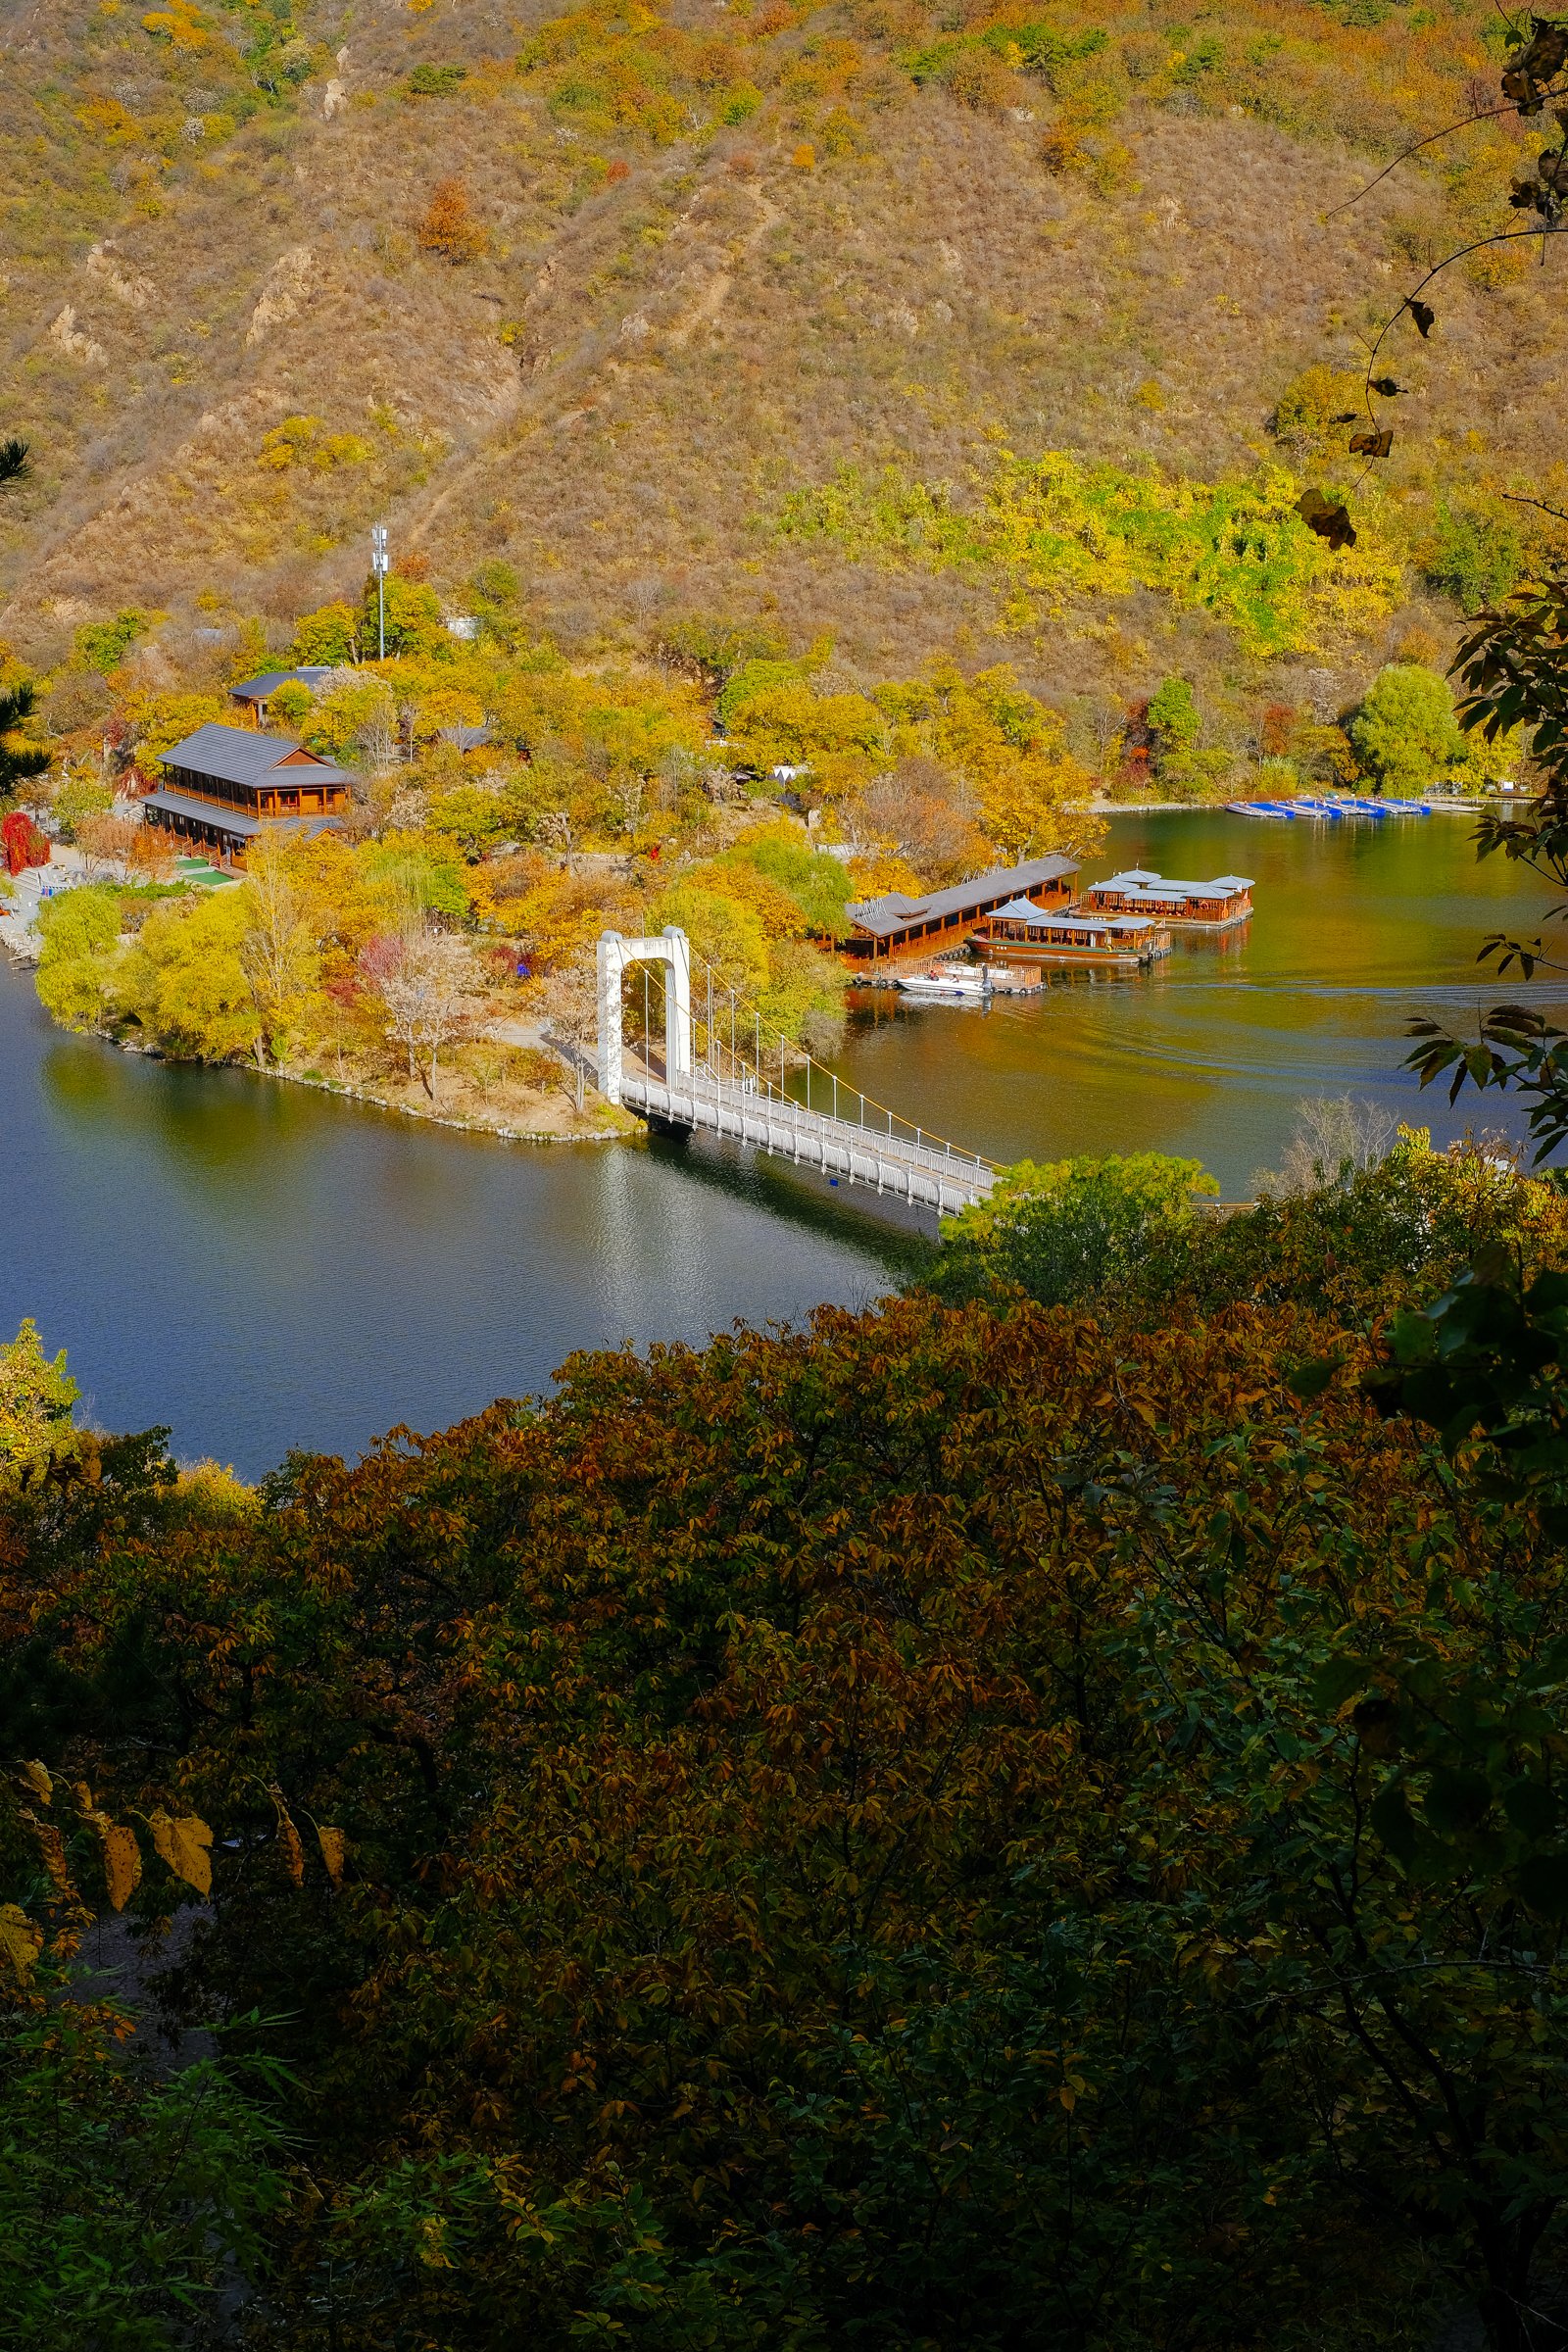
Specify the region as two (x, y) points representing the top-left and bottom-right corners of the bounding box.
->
(1229, 800), (1291, 818)
(896, 962), (993, 1003)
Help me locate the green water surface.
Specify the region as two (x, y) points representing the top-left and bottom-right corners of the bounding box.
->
(832, 808), (1566, 1196)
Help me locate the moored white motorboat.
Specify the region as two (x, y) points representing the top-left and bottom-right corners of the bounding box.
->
(896, 962), (993, 1003)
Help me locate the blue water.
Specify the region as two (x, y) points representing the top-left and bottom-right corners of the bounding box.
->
(0, 967), (908, 1475)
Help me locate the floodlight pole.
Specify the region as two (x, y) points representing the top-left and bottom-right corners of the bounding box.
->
(371, 521), (388, 660)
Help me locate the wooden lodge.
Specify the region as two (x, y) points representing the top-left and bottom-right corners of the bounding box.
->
(143, 722), (353, 865)
(228, 666), (336, 726)
(1078, 869), (1253, 929)
(973, 898), (1172, 971)
(845, 855), (1079, 962)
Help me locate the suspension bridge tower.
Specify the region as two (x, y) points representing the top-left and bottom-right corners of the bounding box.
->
(597, 925), (692, 1106)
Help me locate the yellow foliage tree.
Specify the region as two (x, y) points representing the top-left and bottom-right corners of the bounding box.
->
(238, 835), (324, 1066)
(141, 1), (220, 53)
(679, 859), (808, 941)
(481, 865), (615, 971)
(124, 691), (230, 783)
(120, 890), (263, 1063)
(727, 681), (887, 797)
(977, 749), (1098, 862)
(876, 662), (1104, 864)
(258, 416), (372, 473)
(652, 882), (770, 1002)
(846, 851), (923, 901)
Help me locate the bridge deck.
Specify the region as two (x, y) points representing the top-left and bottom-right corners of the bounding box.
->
(619, 1063), (995, 1214)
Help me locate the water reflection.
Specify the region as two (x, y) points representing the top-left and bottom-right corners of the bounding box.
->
(3, 972), (904, 1475)
(831, 810), (1568, 1192)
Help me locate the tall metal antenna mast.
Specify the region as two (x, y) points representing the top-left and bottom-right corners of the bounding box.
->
(370, 522), (388, 661)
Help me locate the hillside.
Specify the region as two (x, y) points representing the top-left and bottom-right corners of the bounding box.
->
(0, 0), (1563, 745)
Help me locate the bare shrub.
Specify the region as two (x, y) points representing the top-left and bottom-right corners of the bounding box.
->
(360, 924), (480, 1099)
(128, 823), (177, 881)
(1254, 1096), (1396, 1198)
(848, 755), (985, 887)
(74, 811), (141, 881)
(542, 951), (601, 1110)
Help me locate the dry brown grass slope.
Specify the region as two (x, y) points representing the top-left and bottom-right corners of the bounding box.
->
(1, 0), (1563, 721)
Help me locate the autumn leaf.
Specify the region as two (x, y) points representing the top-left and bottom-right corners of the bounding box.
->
(1296, 488), (1357, 551)
(96, 1822), (142, 1912)
(21, 1811), (72, 1894)
(1348, 429), (1393, 459)
(317, 1825), (347, 1888)
(0, 1902), (42, 1981)
(73, 1785), (145, 1910)
(16, 1759), (52, 1803)
(1369, 377), (1405, 396)
(1408, 299), (1435, 337)
(271, 1788), (306, 1886)
(148, 1809), (215, 1898)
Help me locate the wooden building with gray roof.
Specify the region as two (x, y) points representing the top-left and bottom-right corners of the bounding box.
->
(142, 722), (353, 865)
(844, 854), (1079, 961)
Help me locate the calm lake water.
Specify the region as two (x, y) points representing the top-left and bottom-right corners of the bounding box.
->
(0, 807), (1559, 1474)
(837, 808), (1568, 1196)
(0, 973), (910, 1476)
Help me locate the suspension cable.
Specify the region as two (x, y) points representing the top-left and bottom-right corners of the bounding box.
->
(680, 944), (996, 1172)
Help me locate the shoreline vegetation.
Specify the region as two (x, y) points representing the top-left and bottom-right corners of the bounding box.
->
(0, 582), (1528, 1125)
(21, 990), (639, 1147)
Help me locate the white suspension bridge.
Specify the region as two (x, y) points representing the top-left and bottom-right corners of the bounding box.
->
(592, 926), (997, 1216)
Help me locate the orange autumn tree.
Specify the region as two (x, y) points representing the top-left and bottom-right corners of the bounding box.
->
(416, 174), (488, 263)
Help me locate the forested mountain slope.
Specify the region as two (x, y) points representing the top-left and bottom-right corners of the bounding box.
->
(0, 0), (1561, 720)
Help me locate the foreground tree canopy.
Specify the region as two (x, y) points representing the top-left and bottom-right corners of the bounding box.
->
(7, 1136), (1568, 2350)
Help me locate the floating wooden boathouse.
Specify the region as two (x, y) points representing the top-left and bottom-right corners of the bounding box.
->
(844, 855), (1079, 962)
(972, 898), (1171, 970)
(1078, 870), (1253, 929)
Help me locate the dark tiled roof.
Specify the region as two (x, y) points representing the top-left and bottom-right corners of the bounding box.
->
(142, 788), (341, 841)
(847, 854), (1078, 940)
(159, 722), (353, 792)
(437, 722), (492, 751)
(229, 666), (336, 703)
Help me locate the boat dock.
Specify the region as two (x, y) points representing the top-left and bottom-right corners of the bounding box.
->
(1228, 794), (1434, 820)
(971, 900), (1172, 970)
(1078, 871), (1253, 930)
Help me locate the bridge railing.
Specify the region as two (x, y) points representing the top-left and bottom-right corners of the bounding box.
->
(619, 947), (995, 1194)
